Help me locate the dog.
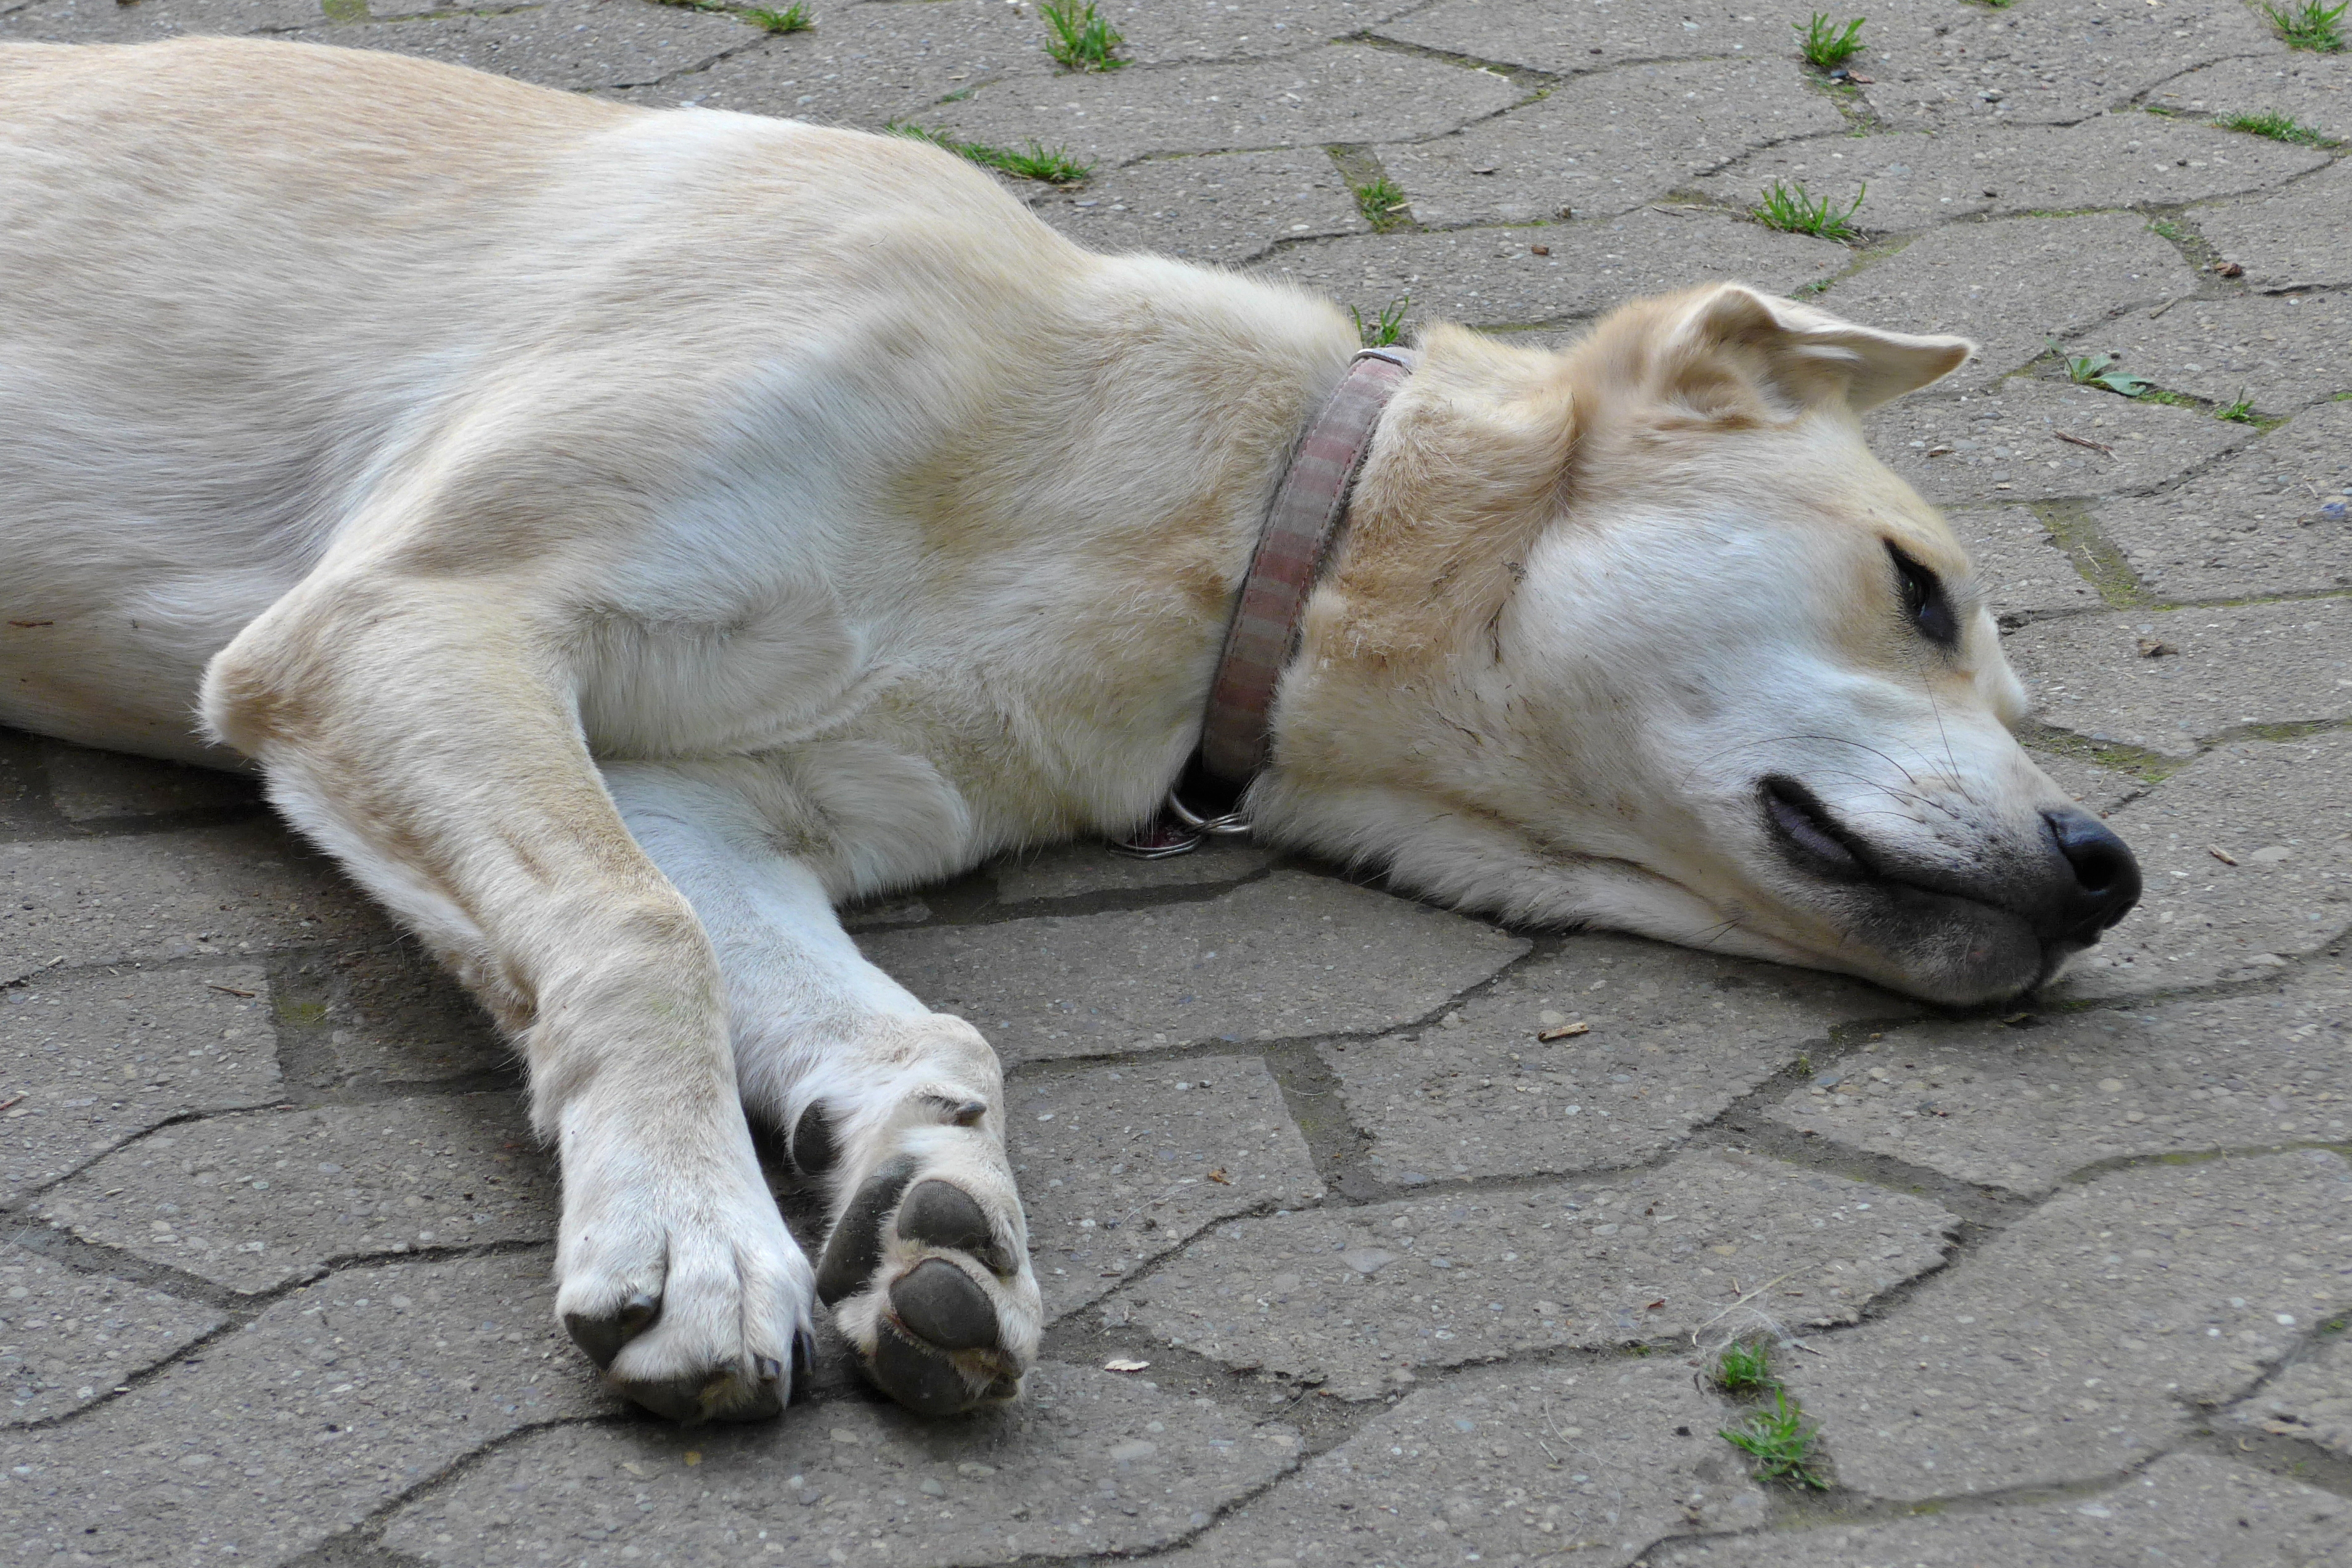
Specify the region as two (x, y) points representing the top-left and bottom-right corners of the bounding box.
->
(1, 37), (2140, 1424)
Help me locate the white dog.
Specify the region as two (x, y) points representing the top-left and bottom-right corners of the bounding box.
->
(0, 38), (2139, 1424)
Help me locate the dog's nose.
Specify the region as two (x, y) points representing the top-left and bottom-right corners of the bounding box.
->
(2043, 806), (2141, 942)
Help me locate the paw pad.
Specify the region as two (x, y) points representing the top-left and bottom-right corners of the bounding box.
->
(889, 1257), (999, 1350)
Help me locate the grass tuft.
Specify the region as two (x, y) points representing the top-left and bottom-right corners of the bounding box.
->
(744, 1), (812, 31)
(1795, 12), (1866, 70)
(1041, 0), (1127, 71)
(2146, 217), (2184, 242)
(885, 121), (1093, 184)
(1352, 175), (1411, 230)
(1721, 1389), (1830, 1488)
(2218, 108), (2331, 144)
(2215, 390), (2260, 424)
(1350, 296), (1410, 348)
(1714, 1339), (1776, 1395)
(2264, 0), (2347, 51)
(1752, 179), (1866, 240)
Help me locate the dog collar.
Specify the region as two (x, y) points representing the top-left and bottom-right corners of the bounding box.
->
(1115, 345), (1416, 859)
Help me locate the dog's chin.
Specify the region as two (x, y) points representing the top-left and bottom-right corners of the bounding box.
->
(1787, 880), (2078, 1008)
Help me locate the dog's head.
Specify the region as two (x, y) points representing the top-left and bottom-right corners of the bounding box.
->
(1259, 283), (2138, 1007)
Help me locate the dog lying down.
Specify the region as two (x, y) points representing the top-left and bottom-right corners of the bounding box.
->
(1, 38), (2142, 1424)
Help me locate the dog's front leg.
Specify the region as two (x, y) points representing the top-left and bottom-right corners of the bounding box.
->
(202, 579), (811, 1423)
(605, 764), (1042, 1415)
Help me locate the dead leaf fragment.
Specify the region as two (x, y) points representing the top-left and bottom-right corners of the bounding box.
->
(1529, 243), (1551, 255)
(1104, 1357), (1151, 1373)
(2137, 637), (2178, 658)
(2207, 844), (2239, 866)
(205, 983), (258, 997)
(1537, 1022), (1591, 1041)
(2211, 259), (2244, 277)
(1206, 1167), (1230, 1185)
(2055, 431), (2115, 456)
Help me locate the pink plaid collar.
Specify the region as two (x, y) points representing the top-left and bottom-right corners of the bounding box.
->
(1116, 346), (1415, 857)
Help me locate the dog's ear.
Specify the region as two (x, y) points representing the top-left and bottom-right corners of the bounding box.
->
(1662, 284), (1972, 415)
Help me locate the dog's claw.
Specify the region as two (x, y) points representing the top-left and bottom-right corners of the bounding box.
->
(790, 1103), (839, 1175)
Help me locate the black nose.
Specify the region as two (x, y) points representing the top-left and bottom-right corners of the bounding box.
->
(2043, 806), (2141, 942)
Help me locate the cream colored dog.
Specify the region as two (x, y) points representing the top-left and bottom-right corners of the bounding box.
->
(1, 38), (2139, 1424)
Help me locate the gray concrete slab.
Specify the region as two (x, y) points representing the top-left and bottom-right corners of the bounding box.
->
(0, 1246), (222, 1426)
(990, 836), (1272, 905)
(2199, 157), (2352, 290)
(1780, 1149), (2352, 1500)
(1024, 149), (1368, 266)
(290, 0), (759, 94)
(1948, 505), (2108, 618)
(2154, 51), (2352, 144)
(2230, 1329), (2352, 1458)
(1866, 378), (2254, 507)
(1373, 0), (1795, 77)
(2072, 290), (2352, 416)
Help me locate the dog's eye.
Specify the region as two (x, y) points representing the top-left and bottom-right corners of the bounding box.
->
(1887, 543), (1957, 648)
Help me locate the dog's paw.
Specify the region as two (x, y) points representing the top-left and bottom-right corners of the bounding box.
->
(811, 1119), (1040, 1416)
(554, 1125), (815, 1424)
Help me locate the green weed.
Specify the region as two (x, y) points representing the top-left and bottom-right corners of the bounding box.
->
(2136, 386), (2199, 409)
(2216, 390), (2260, 423)
(1715, 1340), (1776, 1395)
(885, 121), (1093, 184)
(2054, 341), (2153, 396)
(1721, 1389), (1829, 1489)
(1795, 12), (1866, 70)
(1752, 179), (1866, 240)
(2263, 0), (2347, 51)
(1353, 175), (1411, 229)
(1351, 296), (1410, 348)
(2218, 108), (2331, 144)
(1041, 0), (1127, 70)
(744, 2), (812, 31)
(2146, 218), (2184, 242)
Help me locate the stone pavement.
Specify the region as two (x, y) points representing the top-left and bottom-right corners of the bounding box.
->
(2, 0), (2350, 1563)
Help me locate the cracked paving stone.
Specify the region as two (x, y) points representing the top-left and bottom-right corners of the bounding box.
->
(1865, 378), (2253, 507)
(381, 1363), (1301, 1566)
(2007, 598), (2352, 760)
(1098, 1150), (1957, 1399)
(1025, 149), (1366, 267)
(0, 1246), (222, 1426)
(35, 741), (256, 825)
(286, 0), (759, 95)
(1374, 0), (1794, 75)
(2062, 731), (2352, 998)
(925, 45), (1521, 167)
(1, 964), (279, 1205)
(1657, 1448), (2349, 1567)
(1384, 59), (1845, 226)
(1097, 0), (1422, 65)
(1852, 0), (2277, 131)
(0, 1252), (605, 1566)
(2200, 157), (2352, 292)
(1782, 1149), (2352, 1501)
(2155, 51), (2352, 144)
(1324, 934), (1902, 1184)
(35, 1095), (555, 1294)
(1, 821), (385, 985)
(1693, 116), (2329, 235)
(2023, 745), (2145, 817)
(1767, 954), (2352, 1196)
(2096, 398), (2352, 600)
(1251, 208), (1845, 333)
(1154, 1357), (1765, 1568)
(858, 869), (1527, 1065)
(1010, 1056), (1323, 1321)
(2231, 1329), (2352, 1459)
(1948, 505), (2105, 618)
(1825, 214), (2197, 388)
(278, 946), (512, 1089)
(2070, 292), (2352, 417)
(989, 836), (1270, 906)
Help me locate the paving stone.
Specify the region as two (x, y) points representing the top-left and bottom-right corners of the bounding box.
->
(2022, 744), (2144, 817)
(2231, 1329), (2352, 1458)
(2062, 732), (2352, 997)
(1323, 934), (1901, 1185)
(1374, 0), (1794, 75)
(0, 822), (385, 985)
(926, 45), (1522, 166)
(1251, 208), (1845, 331)
(1866, 378), (2253, 507)
(281, 945), (511, 1088)
(1656, 1448), (2351, 1567)
(1694, 116), (2328, 234)
(990, 836), (1272, 905)
(1009, 1056), (1323, 1320)
(2007, 598), (2352, 759)
(1766, 955), (2352, 1196)
(1156, 1357), (1765, 1568)
(285, 0), (759, 94)
(0, 1252), (606, 1566)
(2200, 157), (2352, 290)
(1826, 214), (2196, 387)
(859, 870), (1527, 1064)
(1384, 60), (1845, 227)
(35, 1095), (555, 1293)
(1098, 0), (1421, 65)
(1098, 1150), (1957, 1399)
(2074, 291), (2352, 416)
(0, 1246), (222, 1426)
(2154, 51), (2352, 144)
(382, 1362), (1301, 1567)
(36, 741), (258, 824)
(1853, 0), (2278, 131)
(0, 0), (323, 41)
(0, 730), (60, 841)
(1948, 505), (2105, 618)
(2096, 398), (2352, 600)
(0, 964), (280, 1205)
(1025, 148), (1368, 265)
(1782, 1149), (2352, 1500)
